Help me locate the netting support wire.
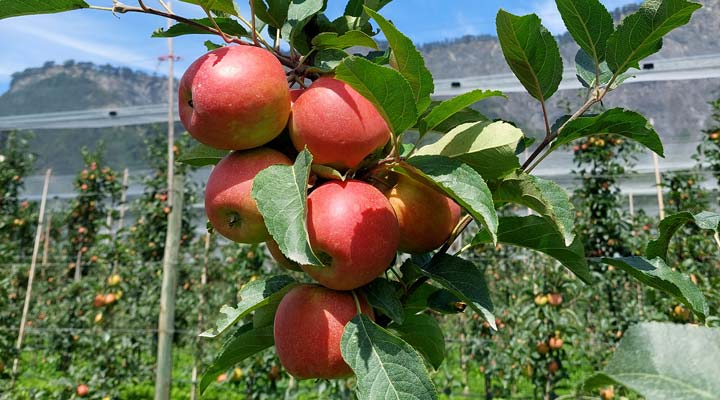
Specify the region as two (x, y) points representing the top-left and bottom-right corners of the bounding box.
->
(12, 168), (52, 379)
(155, 173), (184, 400)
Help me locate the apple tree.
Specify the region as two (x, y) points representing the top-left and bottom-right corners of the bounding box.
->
(2, 0), (717, 399)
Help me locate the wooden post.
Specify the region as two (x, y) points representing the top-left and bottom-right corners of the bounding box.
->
(190, 232), (211, 400)
(166, 1), (176, 208)
(12, 169), (52, 376)
(653, 153), (665, 219)
(628, 192), (635, 217)
(154, 174), (184, 400)
(74, 249), (82, 282)
(111, 168), (129, 275)
(40, 213), (52, 279)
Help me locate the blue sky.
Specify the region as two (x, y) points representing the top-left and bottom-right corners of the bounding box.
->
(0, 0), (638, 93)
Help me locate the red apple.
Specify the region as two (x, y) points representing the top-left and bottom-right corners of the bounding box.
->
(76, 384), (89, 397)
(178, 46), (291, 150)
(302, 180), (399, 290)
(289, 77), (390, 169)
(384, 174), (461, 253)
(274, 285), (374, 379)
(266, 239), (302, 271)
(205, 148), (291, 243)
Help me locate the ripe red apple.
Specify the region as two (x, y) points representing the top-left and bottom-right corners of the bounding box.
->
(205, 148), (291, 244)
(178, 46), (291, 150)
(302, 180), (399, 290)
(547, 293), (563, 306)
(76, 384), (89, 397)
(103, 293), (117, 306)
(274, 285), (374, 379)
(384, 174), (461, 253)
(536, 341), (549, 355)
(93, 294), (105, 308)
(289, 77), (390, 169)
(549, 337), (563, 350)
(266, 239), (301, 271)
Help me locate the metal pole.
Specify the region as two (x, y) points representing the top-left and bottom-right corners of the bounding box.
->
(166, 0), (175, 207)
(628, 192), (635, 217)
(12, 168), (52, 376)
(111, 168), (129, 275)
(154, 174), (184, 400)
(653, 153), (666, 219)
(190, 232), (211, 400)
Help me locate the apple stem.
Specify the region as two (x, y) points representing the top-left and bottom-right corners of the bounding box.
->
(350, 291), (362, 315)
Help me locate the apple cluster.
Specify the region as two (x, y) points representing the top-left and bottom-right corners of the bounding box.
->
(179, 46), (461, 380)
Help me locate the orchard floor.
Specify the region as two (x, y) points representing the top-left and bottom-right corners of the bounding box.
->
(4, 347), (630, 399)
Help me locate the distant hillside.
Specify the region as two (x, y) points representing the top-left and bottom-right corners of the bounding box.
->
(0, 0), (719, 174)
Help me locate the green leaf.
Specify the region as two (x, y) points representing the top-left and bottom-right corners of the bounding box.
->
(405, 155), (498, 244)
(341, 0), (392, 32)
(200, 324), (274, 393)
(581, 322), (720, 399)
(0, 0), (88, 19)
(281, 0), (324, 45)
(556, 0), (614, 63)
(252, 0), (290, 28)
(335, 56), (418, 134)
(180, 0), (237, 15)
(496, 10), (563, 102)
(204, 40), (224, 50)
(414, 121), (523, 180)
(606, 0), (701, 75)
(427, 289), (466, 314)
(646, 211), (720, 262)
(493, 171), (576, 246)
(365, 7), (434, 114)
(200, 275), (296, 338)
(575, 50), (634, 89)
(252, 149), (324, 266)
(152, 18), (248, 38)
(389, 312), (445, 370)
(178, 142), (229, 167)
(341, 315), (437, 400)
(473, 216), (591, 284)
(550, 108), (664, 156)
(601, 257), (708, 320)
(313, 49), (349, 72)
(364, 279), (404, 324)
(311, 30), (378, 50)
(418, 90), (505, 134)
(418, 102), (489, 134)
(311, 164), (345, 181)
(416, 254), (495, 329)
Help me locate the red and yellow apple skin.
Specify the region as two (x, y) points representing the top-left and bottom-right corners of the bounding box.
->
(204, 148), (291, 244)
(289, 77), (390, 169)
(385, 174), (461, 253)
(273, 285), (374, 379)
(266, 239), (302, 271)
(302, 180), (399, 290)
(178, 46), (291, 150)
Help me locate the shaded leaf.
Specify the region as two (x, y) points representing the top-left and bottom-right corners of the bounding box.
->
(0, 0), (88, 19)
(341, 315), (437, 400)
(252, 0), (290, 28)
(646, 211), (720, 262)
(252, 149), (324, 266)
(200, 324), (274, 393)
(312, 30), (378, 50)
(575, 49), (634, 89)
(581, 322), (720, 399)
(364, 279), (404, 324)
(389, 312), (445, 370)
(200, 275), (296, 337)
(281, 0), (324, 45)
(180, 0), (237, 15)
(493, 171), (576, 246)
(601, 257), (708, 320)
(496, 10), (563, 101)
(417, 254), (495, 329)
(152, 18), (248, 38)
(606, 0), (701, 75)
(550, 108), (664, 156)
(473, 216), (591, 284)
(335, 56), (418, 134)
